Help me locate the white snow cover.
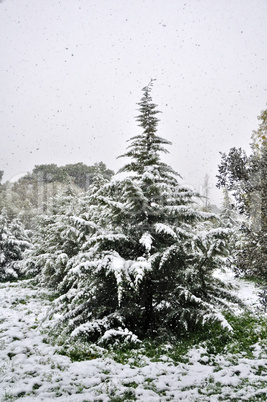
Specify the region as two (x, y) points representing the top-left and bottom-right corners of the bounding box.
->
(102, 252), (152, 299)
(0, 273), (266, 401)
(154, 223), (177, 239)
(139, 232), (153, 253)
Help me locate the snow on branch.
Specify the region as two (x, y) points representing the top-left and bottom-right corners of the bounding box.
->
(154, 223), (177, 239)
(99, 252), (152, 305)
(83, 233), (128, 248)
(70, 216), (99, 230)
(139, 232), (153, 253)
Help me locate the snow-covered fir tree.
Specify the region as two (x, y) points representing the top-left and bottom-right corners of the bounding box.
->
(27, 82), (238, 345)
(0, 208), (31, 281)
(22, 184), (95, 283)
(218, 187), (245, 272)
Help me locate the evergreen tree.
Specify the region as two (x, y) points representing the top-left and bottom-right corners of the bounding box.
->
(30, 82), (237, 345)
(0, 209), (31, 281)
(220, 187), (241, 227)
(22, 185), (97, 283)
(201, 174), (212, 211)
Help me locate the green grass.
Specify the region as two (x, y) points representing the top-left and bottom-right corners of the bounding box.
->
(55, 339), (107, 362)
(224, 312), (267, 358)
(48, 310), (266, 368)
(11, 296), (30, 306)
(109, 390), (136, 401)
(108, 321), (232, 366)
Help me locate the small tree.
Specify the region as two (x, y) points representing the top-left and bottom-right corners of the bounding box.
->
(22, 184), (96, 282)
(0, 209), (31, 281)
(201, 174), (212, 211)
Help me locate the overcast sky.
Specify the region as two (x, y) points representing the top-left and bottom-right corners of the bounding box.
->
(0, 0), (266, 204)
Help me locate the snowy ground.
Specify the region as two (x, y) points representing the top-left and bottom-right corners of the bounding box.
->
(0, 272), (266, 401)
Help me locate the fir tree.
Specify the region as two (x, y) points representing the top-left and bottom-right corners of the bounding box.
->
(26, 83), (238, 345)
(22, 184), (99, 284)
(30, 82), (237, 345)
(0, 209), (31, 281)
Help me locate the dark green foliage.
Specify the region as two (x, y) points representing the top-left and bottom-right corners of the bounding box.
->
(217, 148), (249, 214)
(62, 161), (114, 189)
(224, 312), (267, 357)
(31, 164), (68, 183)
(20, 161), (114, 190)
(217, 108), (267, 287)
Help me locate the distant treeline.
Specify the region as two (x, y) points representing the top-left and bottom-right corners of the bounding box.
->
(15, 162), (114, 190)
(0, 162), (114, 228)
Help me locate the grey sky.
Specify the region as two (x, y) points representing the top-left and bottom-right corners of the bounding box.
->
(0, 0), (266, 204)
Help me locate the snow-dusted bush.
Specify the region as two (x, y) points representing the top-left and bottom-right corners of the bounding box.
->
(0, 209), (31, 281)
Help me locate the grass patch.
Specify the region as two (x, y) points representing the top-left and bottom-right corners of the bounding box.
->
(55, 339), (106, 362)
(224, 312), (267, 357)
(3, 393), (15, 401)
(11, 296), (30, 306)
(39, 306), (266, 379)
(109, 323), (230, 366)
(104, 310), (267, 367)
(123, 381), (138, 389)
(109, 390), (136, 401)
(39, 291), (60, 303)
